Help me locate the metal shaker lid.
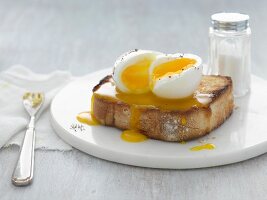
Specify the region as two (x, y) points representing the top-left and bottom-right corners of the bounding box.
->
(211, 13), (249, 31)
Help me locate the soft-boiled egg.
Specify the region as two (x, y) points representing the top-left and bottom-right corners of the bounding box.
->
(149, 53), (203, 99)
(113, 49), (162, 94)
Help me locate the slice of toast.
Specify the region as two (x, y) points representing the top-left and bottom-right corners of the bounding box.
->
(91, 75), (234, 142)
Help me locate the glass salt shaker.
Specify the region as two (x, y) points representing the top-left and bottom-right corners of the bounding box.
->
(208, 13), (251, 97)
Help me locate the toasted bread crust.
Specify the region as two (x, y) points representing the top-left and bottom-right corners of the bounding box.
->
(92, 75), (234, 142)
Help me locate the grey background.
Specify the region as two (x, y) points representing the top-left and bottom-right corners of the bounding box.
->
(0, 0), (267, 199)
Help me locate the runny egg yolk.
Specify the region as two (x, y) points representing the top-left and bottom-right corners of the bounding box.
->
(121, 130), (148, 142)
(151, 58), (196, 88)
(190, 143), (216, 151)
(76, 111), (100, 126)
(121, 57), (154, 93)
(76, 96), (100, 126)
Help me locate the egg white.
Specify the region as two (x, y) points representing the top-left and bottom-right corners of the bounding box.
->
(113, 49), (162, 93)
(149, 53), (203, 99)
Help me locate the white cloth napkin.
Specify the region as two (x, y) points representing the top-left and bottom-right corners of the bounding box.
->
(0, 65), (73, 150)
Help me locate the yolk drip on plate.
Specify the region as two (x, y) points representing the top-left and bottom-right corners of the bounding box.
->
(77, 96), (100, 126)
(190, 143), (216, 151)
(76, 111), (100, 126)
(121, 57), (154, 93)
(151, 57), (196, 88)
(121, 130), (148, 143)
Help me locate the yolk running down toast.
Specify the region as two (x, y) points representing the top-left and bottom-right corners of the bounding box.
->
(90, 75), (234, 142)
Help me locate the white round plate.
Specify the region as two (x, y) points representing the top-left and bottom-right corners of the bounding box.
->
(51, 69), (267, 169)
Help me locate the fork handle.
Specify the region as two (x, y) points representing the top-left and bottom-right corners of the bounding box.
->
(12, 118), (35, 186)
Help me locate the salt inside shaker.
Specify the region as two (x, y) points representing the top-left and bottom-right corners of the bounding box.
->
(208, 13), (251, 97)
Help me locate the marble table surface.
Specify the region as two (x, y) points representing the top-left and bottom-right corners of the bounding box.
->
(1, 0), (267, 199)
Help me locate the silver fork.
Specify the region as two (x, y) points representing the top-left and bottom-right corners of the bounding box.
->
(12, 92), (44, 186)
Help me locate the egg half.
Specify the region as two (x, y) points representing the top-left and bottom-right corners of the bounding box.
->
(149, 53), (203, 99)
(113, 49), (162, 94)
